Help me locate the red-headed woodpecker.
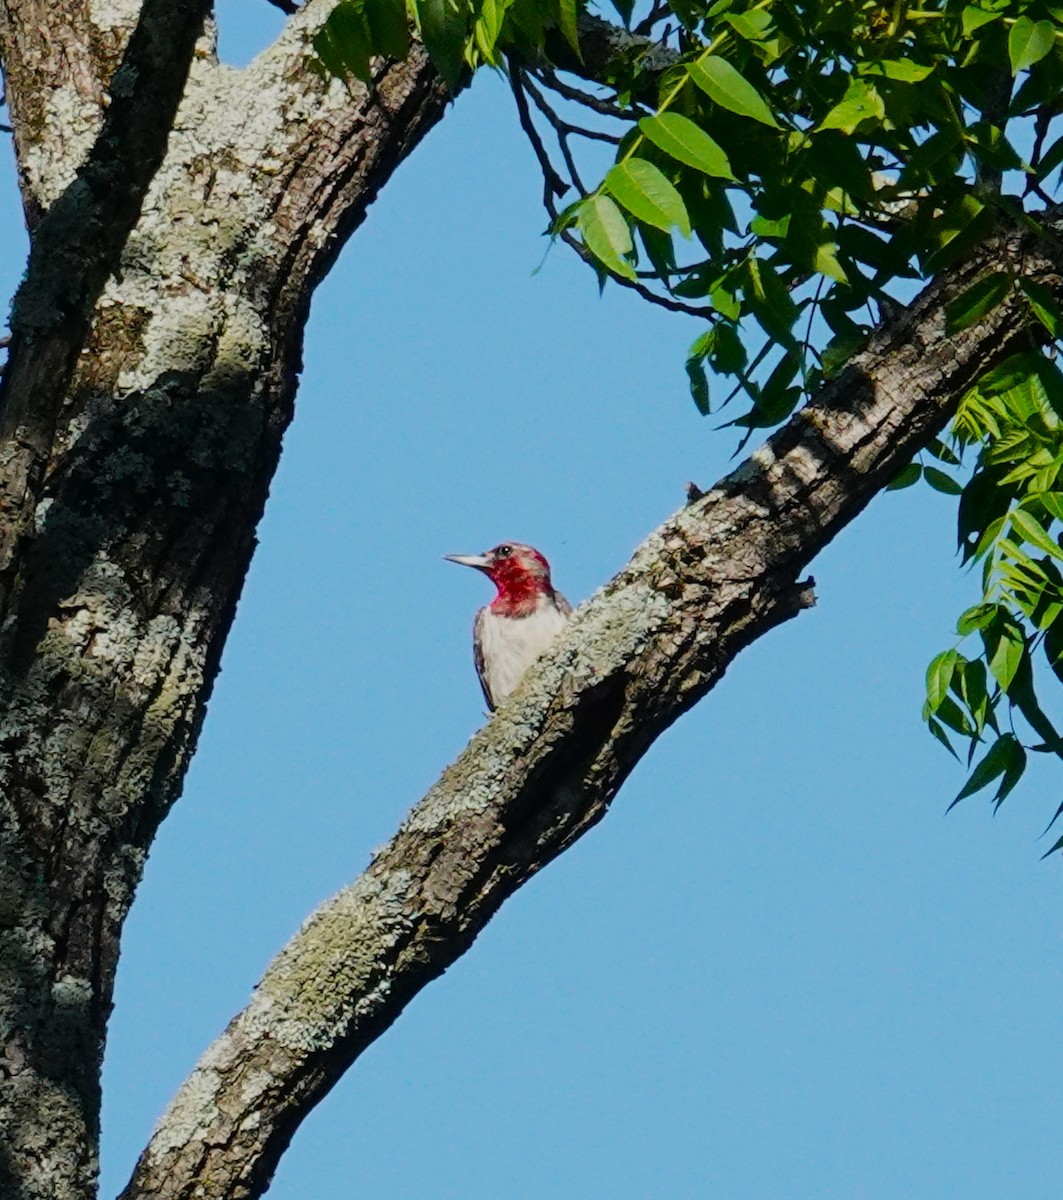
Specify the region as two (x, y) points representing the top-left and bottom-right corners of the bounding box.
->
(444, 542), (572, 710)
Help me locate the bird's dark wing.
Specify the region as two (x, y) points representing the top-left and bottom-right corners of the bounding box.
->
(472, 606), (494, 711)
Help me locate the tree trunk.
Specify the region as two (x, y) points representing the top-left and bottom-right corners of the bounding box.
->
(0, 4), (447, 1196)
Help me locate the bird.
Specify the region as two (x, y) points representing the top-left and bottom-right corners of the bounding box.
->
(444, 542), (572, 710)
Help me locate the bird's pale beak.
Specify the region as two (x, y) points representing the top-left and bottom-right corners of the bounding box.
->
(444, 553), (492, 571)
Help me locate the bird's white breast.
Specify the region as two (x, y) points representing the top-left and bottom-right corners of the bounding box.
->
(478, 596), (569, 706)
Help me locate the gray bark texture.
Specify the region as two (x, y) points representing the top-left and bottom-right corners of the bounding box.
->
(0, 3), (1059, 1200)
(0, 2), (448, 1196)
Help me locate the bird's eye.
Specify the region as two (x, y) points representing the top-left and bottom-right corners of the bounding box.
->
(495, 544), (512, 558)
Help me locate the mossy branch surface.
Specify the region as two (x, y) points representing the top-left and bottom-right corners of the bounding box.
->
(120, 223), (1063, 1200)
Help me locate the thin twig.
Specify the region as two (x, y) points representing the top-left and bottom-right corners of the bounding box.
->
(534, 65), (649, 120)
(522, 75), (621, 144)
(1025, 107), (1061, 205)
(507, 63), (710, 320)
(802, 274), (826, 373)
(521, 73), (588, 194)
(633, 2), (670, 36)
(565, 124), (621, 145)
(264, 0), (299, 13)
(556, 227), (712, 318)
(507, 66), (568, 213)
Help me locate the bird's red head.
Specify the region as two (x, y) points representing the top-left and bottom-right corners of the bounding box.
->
(444, 542), (554, 615)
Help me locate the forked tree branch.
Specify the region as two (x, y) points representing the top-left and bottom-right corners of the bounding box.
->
(0, 0), (211, 609)
(120, 223), (1062, 1200)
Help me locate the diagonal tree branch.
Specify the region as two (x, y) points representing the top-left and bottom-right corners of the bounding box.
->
(548, 11), (680, 92)
(119, 223), (1062, 1200)
(0, 0), (212, 612)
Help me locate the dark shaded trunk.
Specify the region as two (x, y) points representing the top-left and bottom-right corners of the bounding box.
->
(0, 6), (448, 1194)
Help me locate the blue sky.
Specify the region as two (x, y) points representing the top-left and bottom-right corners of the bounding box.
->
(3, 3), (1062, 1197)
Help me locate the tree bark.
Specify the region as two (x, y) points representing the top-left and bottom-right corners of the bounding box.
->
(0, 4), (448, 1197)
(0, 0), (1060, 1198)
(118, 223), (1063, 1200)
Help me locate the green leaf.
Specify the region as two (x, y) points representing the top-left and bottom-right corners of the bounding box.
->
(1042, 798), (1063, 835)
(1011, 507), (1063, 558)
(927, 715), (960, 760)
(949, 734), (1026, 809)
(316, 1), (373, 83)
(1008, 16), (1056, 74)
(710, 281), (741, 320)
(605, 159), (692, 236)
(857, 59), (933, 82)
(688, 56), (781, 128)
(750, 213), (790, 239)
(928, 438), (961, 466)
(638, 114), (736, 180)
(609, 0), (634, 24)
(813, 241), (848, 285)
(1018, 278), (1063, 337)
(710, 322), (746, 373)
(821, 329), (864, 377)
(816, 78), (885, 135)
(958, 658), (992, 734)
(994, 738), (1028, 810)
(1035, 492), (1063, 523)
(926, 649), (959, 711)
(364, 0), (410, 60)
(972, 514), (1007, 561)
(978, 352), (1041, 397)
(962, 5), (1000, 35)
(724, 8), (774, 41)
(982, 616), (1025, 691)
(639, 223), (676, 278)
(886, 463), (922, 490)
(686, 359), (711, 414)
(923, 197), (994, 275)
(473, 0), (507, 60)
(743, 256), (797, 345)
(688, 328), (714, 361)
(577, 195), (636, 280)
(936, 694), (974, 737)
(417, 0), (468, 89)
(1045, 615), (1063, 685)
(1036, 133), (1063, 180)
(957, 603), (1000, 636)
(946, 273), (1012, 334)
(924, 466), (964, 495)
(556, 0), (581, 57)
(968, 123), (1023, 173)
(1034, 357), (1063, 421)
(1006, 646), (1063, 753)
(312, 25), (355, 82)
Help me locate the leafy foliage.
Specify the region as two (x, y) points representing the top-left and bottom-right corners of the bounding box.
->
(923, 348), (1063, 845)
(311, 0), (1063, 848)
(312, 0), (581, 88)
